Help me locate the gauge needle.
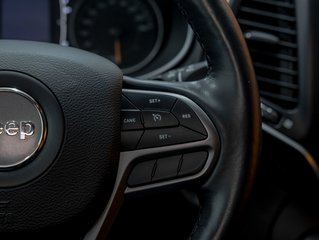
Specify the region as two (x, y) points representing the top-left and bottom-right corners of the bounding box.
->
(114, 39), (122, 65)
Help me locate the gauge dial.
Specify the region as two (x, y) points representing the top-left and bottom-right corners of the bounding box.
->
(69, 0), (164, 74)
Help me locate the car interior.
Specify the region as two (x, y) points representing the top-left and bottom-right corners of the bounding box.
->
(0, 0), (318, 239)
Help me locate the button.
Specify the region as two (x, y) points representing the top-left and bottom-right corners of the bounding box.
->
(128, 160), (156, 186)
(121, 111), (143, 131)
(260, 103), (280, 124)
(143, 111), (179, 129)
(121, 130), (143, 151)
(152, 155), (182, 182)
(122, 95), (137, 110)
(138, 126), (206, 149)
(124, 92), (176, 111)
(172, 100), (207, 135)
(179, 152), (208, 176)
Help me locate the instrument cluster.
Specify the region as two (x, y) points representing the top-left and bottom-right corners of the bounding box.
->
(0, 0), (194, 76)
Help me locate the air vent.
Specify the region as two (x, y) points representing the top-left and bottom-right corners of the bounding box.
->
(238, 0), (299, 109)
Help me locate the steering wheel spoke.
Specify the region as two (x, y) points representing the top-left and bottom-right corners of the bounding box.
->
(85, 85), (220, 239)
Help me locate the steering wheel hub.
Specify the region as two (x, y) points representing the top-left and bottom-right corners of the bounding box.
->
(0, 43), (122, 233)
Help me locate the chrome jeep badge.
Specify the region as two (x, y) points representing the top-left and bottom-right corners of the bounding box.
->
(0, 88), (46, 169)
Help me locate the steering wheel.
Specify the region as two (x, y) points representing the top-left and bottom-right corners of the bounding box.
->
(0, 0), (260, 239)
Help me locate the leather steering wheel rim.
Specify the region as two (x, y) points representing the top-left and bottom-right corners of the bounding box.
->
(123, 0), (261, 239)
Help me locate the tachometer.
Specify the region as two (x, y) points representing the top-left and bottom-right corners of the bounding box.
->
(69, 0), (164, 74)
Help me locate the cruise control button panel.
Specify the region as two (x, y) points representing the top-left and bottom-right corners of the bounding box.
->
(121, 90), (220, 192)
(121, 90), (209, 151)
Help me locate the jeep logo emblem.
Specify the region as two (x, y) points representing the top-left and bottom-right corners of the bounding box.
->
(0, 121), (35, 140)
(0, 88), (46, 169)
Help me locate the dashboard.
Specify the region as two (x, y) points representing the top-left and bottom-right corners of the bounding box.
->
(0, 0), (197, 77)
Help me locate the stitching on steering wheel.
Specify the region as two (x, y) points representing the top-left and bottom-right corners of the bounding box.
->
(175, 0), (213, 72)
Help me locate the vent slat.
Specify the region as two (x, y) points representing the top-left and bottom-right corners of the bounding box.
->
(246, 0), (295, 9)
(239, 19), (297, 35)
(254, 62), (298, 76)
(249, 49), (297, 62)
(240, 6), (296, 22)
(277, 41), (297, 48)
(257, 76), (298, 89)
(238, 0), (298, 109)
(260, 91), (298, 103)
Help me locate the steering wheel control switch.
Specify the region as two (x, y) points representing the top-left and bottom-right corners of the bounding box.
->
(121, 110), (143, 131)
(142, 110), (179, 128)
(121, 131), (144, 151)
(124, 91), (176, 111)
(128, 151), (209, 187)
(179, 152), (208, 176)
(128, 160), (156, 186)
(121, 90), (208, 151)
(137, 127), (206, 149)
(172, 100), (208, 135)
(152, 155), (182, 182)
